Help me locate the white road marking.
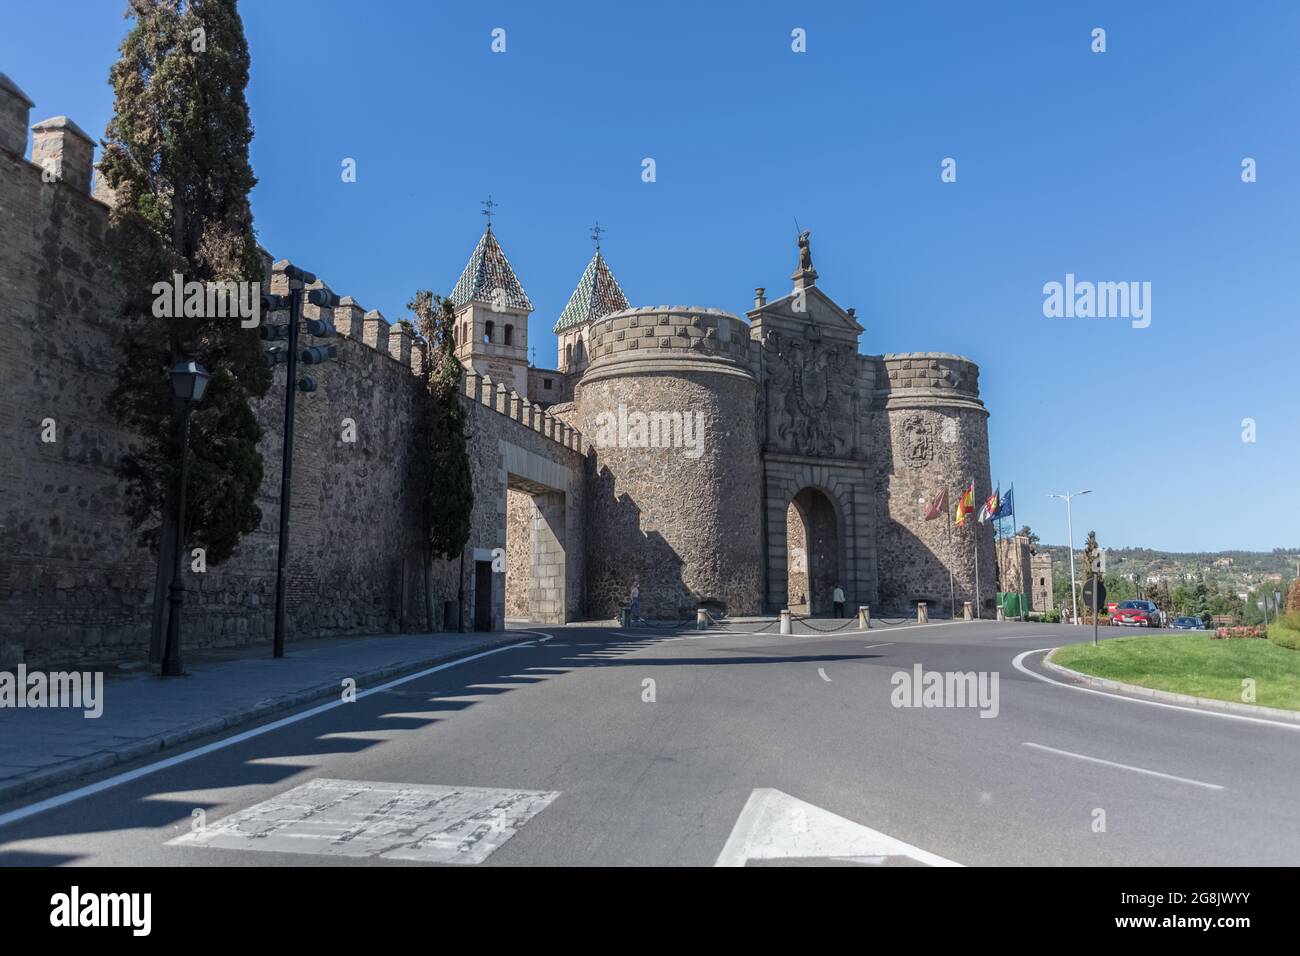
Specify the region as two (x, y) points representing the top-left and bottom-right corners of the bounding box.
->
(997, 632), (1062, 640)
(0, 632), (555, 829)
(1021, 742), (1225, 791)
(714, 788), (962, 867)
(169, 777), (557, 863)
(1012, 648), (1300, 732)
(863, 643), (895, 649)
(817, 667), (832, 683)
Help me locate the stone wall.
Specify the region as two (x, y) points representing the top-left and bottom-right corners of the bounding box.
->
(871, 353), (995, 616)
(1030, 552), (1054, 612)
(996, 534), (1032, 599)
(0, 79), (587, 666)
(573, 308), (764, 618)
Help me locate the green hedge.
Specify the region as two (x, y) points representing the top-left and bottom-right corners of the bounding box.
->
(1267, 622), (1300, 651)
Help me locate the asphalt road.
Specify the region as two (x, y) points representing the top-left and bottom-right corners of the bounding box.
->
(1, 619), (1297, 866)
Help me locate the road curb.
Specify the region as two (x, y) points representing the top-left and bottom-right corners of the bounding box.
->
(1042, 648), (1300, 723)
(0, 633), (523, 806)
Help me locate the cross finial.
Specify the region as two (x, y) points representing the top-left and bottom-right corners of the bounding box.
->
(481, 194), (499, 230)
(590, 220), (605, 252)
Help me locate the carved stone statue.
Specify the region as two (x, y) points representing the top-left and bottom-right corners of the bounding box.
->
(797, 230), (813, 273)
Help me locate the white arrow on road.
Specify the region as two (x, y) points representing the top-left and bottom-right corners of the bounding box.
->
(714, 788), (962, 867)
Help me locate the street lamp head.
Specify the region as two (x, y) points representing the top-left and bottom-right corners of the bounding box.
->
(169, 360), (211, 404)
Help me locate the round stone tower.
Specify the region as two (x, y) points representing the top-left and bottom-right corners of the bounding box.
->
(572, 306), (763, 619)
(871, 352), (996, 616)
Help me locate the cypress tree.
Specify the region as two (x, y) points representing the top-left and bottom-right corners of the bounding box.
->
(101, 0), (269, 599)
(409, 291), (474, 629)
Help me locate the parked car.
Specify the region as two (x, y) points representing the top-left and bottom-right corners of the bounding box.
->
(1112, 600), (1162, 627)
(1170, 616), (1206, 630)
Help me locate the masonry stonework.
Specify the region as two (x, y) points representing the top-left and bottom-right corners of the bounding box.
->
(0, 74), (999, 665)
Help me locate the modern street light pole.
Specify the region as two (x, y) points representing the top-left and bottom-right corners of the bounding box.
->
(1048, 490), (1091, 626)
(161, 360), (211, 677)
(272, 279), (303, 660)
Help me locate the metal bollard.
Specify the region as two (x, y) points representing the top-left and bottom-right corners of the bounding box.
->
(963, 601), (973, 621)
(696, 607), (709, 631)
(780, 608), (792, 635)
(858, 605), (870, 630)
(917, 601), (928, 624)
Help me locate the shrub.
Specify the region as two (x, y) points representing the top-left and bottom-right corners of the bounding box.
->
(1268, 622), (1300, 651)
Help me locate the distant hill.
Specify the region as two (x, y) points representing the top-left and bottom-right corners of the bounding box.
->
(1027, 542), (1299, 615)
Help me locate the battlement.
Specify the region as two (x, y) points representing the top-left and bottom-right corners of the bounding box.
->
(463, 368), (586, 456)
(584, 305), (753, 373)
(875, 351), (982, 401)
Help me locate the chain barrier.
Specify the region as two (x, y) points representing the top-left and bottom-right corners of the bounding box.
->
(791, 615), (861, 633)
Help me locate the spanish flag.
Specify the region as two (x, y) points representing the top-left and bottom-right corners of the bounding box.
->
(955, 481), (975, 526)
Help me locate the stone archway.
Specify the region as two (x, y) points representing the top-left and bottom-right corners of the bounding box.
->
(785, 487), (840, 616)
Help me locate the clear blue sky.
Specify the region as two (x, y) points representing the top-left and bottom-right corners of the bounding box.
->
(4, 1), (1298, 553)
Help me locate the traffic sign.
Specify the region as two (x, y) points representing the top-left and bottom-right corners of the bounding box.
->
(1082, 577), (1106, 610)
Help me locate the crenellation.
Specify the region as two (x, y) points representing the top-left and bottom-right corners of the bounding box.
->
(0, 73), (33, 157)
(333, 296), (365, 339)
(31, 115), (95, 193)
(388, 321), (414, 367)
(362, 309), (390, 353)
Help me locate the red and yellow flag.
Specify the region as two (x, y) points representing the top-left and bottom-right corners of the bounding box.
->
(955, 482), (975, 526)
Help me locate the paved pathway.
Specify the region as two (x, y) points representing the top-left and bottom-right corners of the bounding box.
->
(0, 629), (532, 802)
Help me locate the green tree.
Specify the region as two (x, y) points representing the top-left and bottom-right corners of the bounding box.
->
(101, 0), (269, 655)
(409, 291), (474, 629)
(1018, 525), (1040, 547)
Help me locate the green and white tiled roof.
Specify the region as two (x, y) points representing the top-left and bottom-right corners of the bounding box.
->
(553, 250), (630, 334)
(450, 226), (533, 312)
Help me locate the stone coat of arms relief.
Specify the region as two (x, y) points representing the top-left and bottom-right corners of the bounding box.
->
(763, 325), (856, 458)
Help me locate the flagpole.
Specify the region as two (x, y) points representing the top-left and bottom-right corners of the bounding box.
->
(972, 476), (980, 620)
(1011, 483), (1024, 620)
(946, 493), (955, 619)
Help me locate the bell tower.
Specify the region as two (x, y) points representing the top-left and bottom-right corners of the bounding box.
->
(449, 198), (533, 395)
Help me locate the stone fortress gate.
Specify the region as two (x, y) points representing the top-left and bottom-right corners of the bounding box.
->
(0, 72), (995, 665)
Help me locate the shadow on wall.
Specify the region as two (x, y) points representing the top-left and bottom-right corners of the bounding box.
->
(877, 520), (993, 618)
(585, 464), (696, 621)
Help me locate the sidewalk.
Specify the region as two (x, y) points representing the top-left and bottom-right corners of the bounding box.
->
(0, 629), (532, 805)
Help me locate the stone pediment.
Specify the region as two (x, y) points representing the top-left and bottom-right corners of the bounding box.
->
(747, 285), (863, 344)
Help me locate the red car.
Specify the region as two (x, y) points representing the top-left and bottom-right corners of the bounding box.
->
(1112, 600), (1162, 627)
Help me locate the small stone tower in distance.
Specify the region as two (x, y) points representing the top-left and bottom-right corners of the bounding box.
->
(450, 218), (533, 396)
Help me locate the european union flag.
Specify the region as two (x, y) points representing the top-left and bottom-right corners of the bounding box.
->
(993, 485), (1014, 520)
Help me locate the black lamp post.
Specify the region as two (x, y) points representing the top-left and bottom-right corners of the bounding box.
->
(161, 359), (210, 677)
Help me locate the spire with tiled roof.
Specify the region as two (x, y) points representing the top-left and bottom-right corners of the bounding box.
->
(450, 223), (533, 313)
(553, 245), (630, 334)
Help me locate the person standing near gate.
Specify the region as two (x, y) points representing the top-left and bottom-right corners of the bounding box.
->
(832, 584), (845, 619)
(630, 582), (642, 625)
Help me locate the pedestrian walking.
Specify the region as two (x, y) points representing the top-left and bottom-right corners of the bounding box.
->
(630, 582), (643, 624)
(832, 584), (845, 619)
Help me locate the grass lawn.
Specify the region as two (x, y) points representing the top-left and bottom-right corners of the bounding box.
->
(1052, 632), (1300, 712)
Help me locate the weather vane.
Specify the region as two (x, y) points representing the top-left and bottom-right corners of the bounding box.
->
(590, 220), (605, 251)
(481, 194), (499, 230)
